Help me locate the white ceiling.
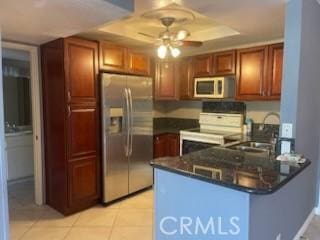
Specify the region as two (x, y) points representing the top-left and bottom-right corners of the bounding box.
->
(0, 0), (133, 44)
(80, 0), (286, 56)
(0, 0), (286, 55)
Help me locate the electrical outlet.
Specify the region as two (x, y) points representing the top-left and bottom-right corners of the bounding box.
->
(282, 123), (293, 138)
(281, 141), (291, 154)
(276, 233), (281, 240)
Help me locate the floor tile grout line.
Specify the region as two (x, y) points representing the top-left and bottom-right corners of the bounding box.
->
(107, 206), (121, 240)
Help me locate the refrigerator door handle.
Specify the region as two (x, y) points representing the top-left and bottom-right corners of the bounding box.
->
(124, 88), (130, 157)
(128, 88), (133, 156)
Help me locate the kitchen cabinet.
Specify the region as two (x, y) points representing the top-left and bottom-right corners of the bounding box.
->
(155, 60), (179, 100)
(213, 50), (236, 76)
(179, 57), (194, 99)
(99, 41), (127, 73)
(267, 43), (284, 99)
(154, 133), (180, 158)
(236, 44), (283, 100)
(193, 54), (213, 77)
(236, 46), (268, 100)
(99, 41), (151, 75)
(41, 37), (101, 215)
(127, 49), (151, 75)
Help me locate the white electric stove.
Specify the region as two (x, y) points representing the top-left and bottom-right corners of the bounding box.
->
(180, 112), (243, 155)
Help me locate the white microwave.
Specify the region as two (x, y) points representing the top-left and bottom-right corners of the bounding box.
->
(194, 77), (235, 99)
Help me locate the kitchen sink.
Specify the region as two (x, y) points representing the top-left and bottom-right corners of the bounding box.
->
(228, 141), (275, 154)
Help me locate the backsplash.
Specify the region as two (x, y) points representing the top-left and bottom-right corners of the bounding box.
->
(202, 101), (246, 114)
(252, 123), (280, 138)
(153, 100), (280, 124)
(154, 118), (199, 131)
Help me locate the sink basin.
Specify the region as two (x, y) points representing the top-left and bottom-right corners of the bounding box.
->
(233, 146), (270, 153)
(228, 141), (275, 154)
(237, 142), (274, 151)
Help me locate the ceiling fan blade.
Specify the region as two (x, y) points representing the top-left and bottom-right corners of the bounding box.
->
(138, 32), (157, 39)
(181, 41), (203, 47)
(175, 29), (190, 41)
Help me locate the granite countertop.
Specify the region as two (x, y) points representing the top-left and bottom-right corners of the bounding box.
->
(151, 146), (310, 195)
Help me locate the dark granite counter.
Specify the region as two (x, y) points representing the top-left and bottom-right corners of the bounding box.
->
(151, 146), (310, 195)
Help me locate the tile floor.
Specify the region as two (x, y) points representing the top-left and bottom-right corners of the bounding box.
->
(8, 181), (153, 240)
(7, 181), (320, 240)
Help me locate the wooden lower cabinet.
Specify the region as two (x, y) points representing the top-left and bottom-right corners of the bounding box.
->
(68, 157), (100, 208)
(154, 133), (180, 158)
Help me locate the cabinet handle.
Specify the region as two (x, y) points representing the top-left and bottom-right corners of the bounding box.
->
(67, 106), (71, 118)
(67, 91), (71, 101)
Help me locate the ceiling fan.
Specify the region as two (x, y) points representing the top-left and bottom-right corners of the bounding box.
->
(138, 17), (203, 59)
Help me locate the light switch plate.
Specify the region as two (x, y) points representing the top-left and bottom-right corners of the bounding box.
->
(282, 123), (293, 138)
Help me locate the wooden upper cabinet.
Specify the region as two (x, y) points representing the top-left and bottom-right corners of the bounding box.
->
(213, 50), (236, 76)
(179, 58), (194, 100)
(155, 60), (179, 100)
(127, 50), (150, 76)
(99, 41), (127, 72)
(193, 54), (213, 77)
(65, 38), (98, 103)
(236, 46), (268, 100)
(99, 41), (151, 75)
(267, 43), (283, 99)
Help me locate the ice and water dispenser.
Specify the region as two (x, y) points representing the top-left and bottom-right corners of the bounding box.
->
(108, 108), (123, 134)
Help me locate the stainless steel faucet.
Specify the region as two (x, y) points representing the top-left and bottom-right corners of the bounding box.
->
(259, 112), (280, 131)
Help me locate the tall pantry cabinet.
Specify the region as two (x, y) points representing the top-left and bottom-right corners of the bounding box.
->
(41, 37), (101, 215)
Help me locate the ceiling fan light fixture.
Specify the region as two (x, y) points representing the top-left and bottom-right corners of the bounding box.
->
(157, 45), (167, 59)
(176, 30), (189, 40)
(170, 46), (181, 58)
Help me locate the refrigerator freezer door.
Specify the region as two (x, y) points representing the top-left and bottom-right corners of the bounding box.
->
(101, 73), (129, 202)
(127, 76), (153, 193)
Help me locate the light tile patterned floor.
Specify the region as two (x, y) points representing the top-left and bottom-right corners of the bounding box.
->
(8, 181), (320, 240)
(8, 181), (153, 240)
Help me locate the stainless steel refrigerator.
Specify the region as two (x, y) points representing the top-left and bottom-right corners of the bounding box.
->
(101, 73), (153, 203)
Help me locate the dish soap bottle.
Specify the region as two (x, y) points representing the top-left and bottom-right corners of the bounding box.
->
(245, 118), (253, 136)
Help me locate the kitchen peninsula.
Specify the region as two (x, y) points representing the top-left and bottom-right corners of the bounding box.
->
(151, 146), (310, 240)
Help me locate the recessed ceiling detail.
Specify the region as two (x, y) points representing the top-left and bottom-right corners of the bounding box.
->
(97, 3), (240, 45)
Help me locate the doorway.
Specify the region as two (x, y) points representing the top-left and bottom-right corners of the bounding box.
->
(1, 42), (43, 206)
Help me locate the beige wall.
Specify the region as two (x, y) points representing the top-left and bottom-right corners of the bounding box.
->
(153, 100), (281, 124)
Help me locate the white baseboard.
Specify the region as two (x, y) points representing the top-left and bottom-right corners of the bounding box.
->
(293, 208), (315, 240)
(7, 176), (34, 186)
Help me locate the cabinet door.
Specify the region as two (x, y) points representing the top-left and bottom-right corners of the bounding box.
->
(236, 46), (268, 100)
(267, 43), (283, 99)
(68, 156), (100, 207)
(65, 38), (98, 103)
(67, 105), (99, 159)
(155, 61), (179, 100)
(99, 41), (127, 72)
(179, 58), (194, 100)
(153, 134), (167, 158)
(166, 134), (180, 157)
(193, 54), (213, 77)
(213, 50), (236, 76)
(127, 50), (150, 76)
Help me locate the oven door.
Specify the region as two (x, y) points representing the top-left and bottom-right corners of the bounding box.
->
(182, 140), (219, 155)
